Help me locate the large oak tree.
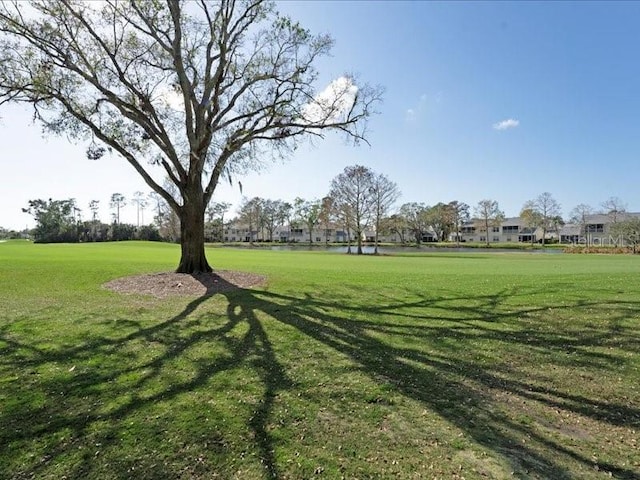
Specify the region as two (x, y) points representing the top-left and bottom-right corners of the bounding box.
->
(0, 0), (381, 272)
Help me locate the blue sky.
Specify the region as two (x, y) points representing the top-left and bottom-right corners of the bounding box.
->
(2, 1), (640, 229)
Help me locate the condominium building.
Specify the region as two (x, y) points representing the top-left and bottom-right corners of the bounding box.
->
(455, 217), (553, 244)
(222, 212), (640, 245)
(560, 213), (640, 245)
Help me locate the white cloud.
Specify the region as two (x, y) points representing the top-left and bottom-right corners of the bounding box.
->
(493, 118), (520, 130)
(302, 76), (359, 124)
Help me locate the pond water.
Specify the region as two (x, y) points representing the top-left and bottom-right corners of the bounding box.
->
(224, 244), (563, 254)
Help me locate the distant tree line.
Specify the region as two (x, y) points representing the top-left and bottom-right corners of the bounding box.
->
(20, 167), (635, 251)
(22, 198), (162, 244)
(0, 226), (27, 240)
(231, 170), (636, 252)
(231, 165), (473, 253)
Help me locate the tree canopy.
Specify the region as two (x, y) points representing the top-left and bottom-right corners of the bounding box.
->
(22, 198), (79, 243)
(522, 192), (561, 245)
(0, 0), (381, 272)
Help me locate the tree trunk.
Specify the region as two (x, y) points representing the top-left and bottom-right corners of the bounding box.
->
(484, 219), (490, 247)
(176, 199), (212, 274)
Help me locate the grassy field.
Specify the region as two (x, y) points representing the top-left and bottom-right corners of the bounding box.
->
(0, 241), (638, 479)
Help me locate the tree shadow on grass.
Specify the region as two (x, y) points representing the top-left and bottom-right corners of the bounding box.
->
(220, 285), (640, 479)
(0, 275), (290, 480)
(1, 278), (639, 479)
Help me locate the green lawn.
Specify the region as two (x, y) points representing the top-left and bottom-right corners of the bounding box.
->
(1, 241), (638, 479)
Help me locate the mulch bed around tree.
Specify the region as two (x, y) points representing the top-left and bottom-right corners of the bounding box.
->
(103, 271), (267, 298)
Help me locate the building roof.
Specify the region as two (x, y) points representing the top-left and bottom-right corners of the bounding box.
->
(583, 212), (640, 223)
(559, 224), (581, 235)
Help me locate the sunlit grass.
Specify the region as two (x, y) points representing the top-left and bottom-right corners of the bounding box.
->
(1, 240), (639, 479)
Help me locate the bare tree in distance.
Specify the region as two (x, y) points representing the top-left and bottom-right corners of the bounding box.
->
(0, 0), (382, 272)
(330, 165), (375, 254)
(601, 197), (627, 224)
(474, 199), (504, 247)
(523, 192), (561, 245)
(370, 172), (400, 254)
(318, 196), (335, 245)
(570, 203), (594, 246)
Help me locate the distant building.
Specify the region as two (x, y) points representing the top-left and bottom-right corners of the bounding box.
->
(222, 212), (640, 246)
(560, 212), (640, 246)
(454, 217), (558, 244)
(222, 221), (357, 243)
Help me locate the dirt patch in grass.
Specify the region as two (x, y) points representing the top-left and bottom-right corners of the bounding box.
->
(103, 270), (267, 298)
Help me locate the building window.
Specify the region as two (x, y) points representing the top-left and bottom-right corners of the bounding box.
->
(493, 236), (500, 242)
(492, 226), (500, 233)
(291, 228), (303, 235)
(586, 224), (604, 233)
(480, 236), (486, 242)
(503, 225), (519, 233)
